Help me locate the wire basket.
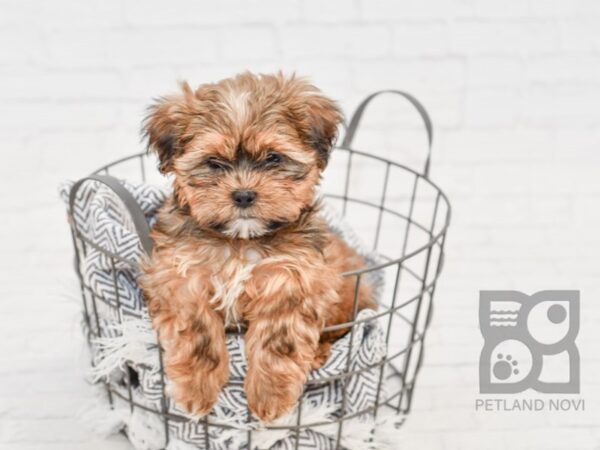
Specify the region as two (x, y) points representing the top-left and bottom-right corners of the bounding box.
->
(66, 91), (451, 450)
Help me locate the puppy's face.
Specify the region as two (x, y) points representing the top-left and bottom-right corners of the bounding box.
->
(144, 73), (342, 239)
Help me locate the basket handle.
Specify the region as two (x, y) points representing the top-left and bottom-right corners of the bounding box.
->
(341, 90), (433, 178)
(68, 174), (154, 255)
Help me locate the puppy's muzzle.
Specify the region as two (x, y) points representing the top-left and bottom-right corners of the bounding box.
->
(232, 189), (257, 209)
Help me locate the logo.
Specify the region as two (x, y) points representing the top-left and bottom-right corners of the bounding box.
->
(479, 290), (580, 394)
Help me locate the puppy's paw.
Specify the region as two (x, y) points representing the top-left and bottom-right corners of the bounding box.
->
(179, 390), (219, 418)
(248, 392), (299, 423)
(169, 360), (230, 417)
(245, 369), (304, 423)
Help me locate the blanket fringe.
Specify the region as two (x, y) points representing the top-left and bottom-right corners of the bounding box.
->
(89, 314), (157, 381)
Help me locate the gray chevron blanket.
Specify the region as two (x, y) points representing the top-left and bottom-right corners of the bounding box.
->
(60, 178), (389, 450)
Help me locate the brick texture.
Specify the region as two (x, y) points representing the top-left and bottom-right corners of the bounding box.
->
(1, 1), (599, 449)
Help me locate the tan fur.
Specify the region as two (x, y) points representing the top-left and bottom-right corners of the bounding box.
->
(139, 72), (375, 423)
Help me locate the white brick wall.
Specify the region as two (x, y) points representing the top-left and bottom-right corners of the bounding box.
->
(1, 1), (599, 449)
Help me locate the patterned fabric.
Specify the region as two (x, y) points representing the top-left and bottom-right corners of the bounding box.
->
(61, 179), (168, 318)
(61, 178), (387, 450)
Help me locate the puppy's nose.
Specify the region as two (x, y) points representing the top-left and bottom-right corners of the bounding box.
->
(232, 189), (257, 208)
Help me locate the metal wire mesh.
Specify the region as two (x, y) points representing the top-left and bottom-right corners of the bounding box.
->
(66, 92), (451, 450)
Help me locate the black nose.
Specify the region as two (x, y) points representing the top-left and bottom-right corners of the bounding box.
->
(232, 189), (257, 208)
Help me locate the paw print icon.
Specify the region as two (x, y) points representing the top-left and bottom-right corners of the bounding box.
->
(479, 291), (579, 394)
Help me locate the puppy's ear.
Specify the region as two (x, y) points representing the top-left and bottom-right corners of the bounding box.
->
(305, 94), (343, 169)
(142, 82), (194, 173)
(283, 75), (343, 169)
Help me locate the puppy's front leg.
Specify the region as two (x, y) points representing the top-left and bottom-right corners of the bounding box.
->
(142, 270), (229, 417)
(244, 308), (319, 422)
(243, 259), (338, 422)
(164, 303), (229, 416)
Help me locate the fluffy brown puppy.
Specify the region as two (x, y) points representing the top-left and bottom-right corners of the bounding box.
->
(139, 72), (374, 423)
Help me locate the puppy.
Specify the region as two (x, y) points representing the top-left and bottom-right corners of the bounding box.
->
(139, 72), (375, 423)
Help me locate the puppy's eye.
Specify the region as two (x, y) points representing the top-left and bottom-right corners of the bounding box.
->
(205, 158), (226, 171)
(265, 152), (282, 166)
